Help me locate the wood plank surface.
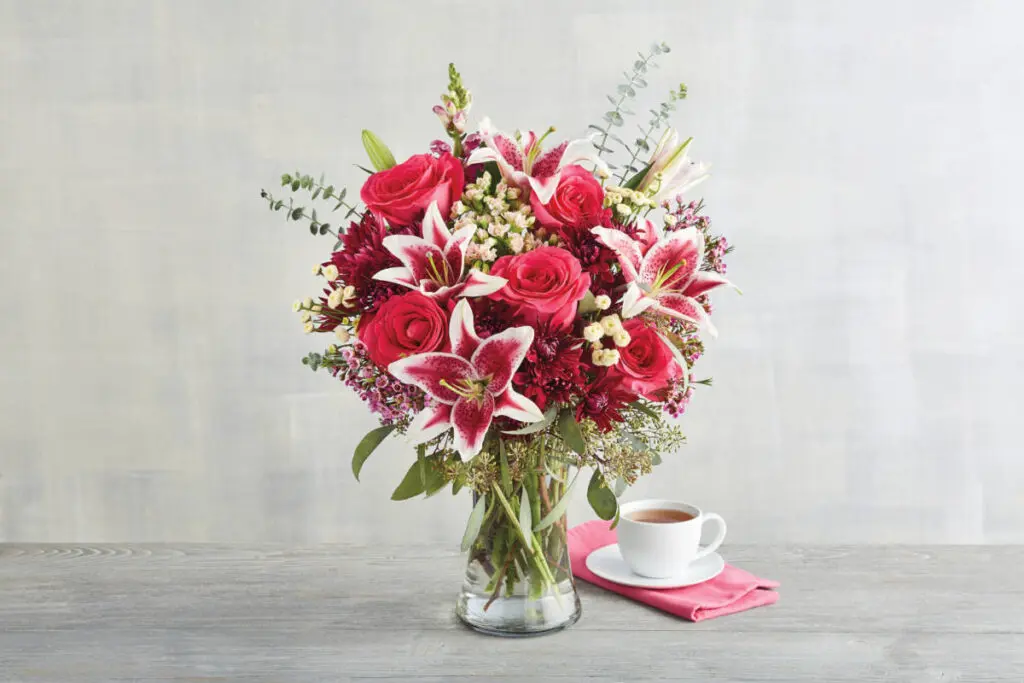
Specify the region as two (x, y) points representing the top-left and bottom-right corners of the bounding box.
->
(2, 545), (1022, 681)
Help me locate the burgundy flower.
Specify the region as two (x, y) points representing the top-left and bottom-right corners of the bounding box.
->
(513, 327), (587, 411)
(575, 375), (637, 432)
(330, 213), (414, 312)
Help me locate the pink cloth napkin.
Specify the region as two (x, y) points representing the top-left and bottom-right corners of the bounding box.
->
(568, 520), (780, 621)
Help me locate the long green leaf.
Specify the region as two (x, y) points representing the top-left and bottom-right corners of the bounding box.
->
(461, 495), (487, 551)
(629, 400), (661, 420)
(622, 161), (652, 190)
(361, 130), (396, 171)
(391, 460), (426, 501)
(557, 409), (587, 455)
(503, 406), (557, 435)
(533, 470), (581, 532)
(424, 457), (447, 497)
(498, 439), (512, 495)
(518, 488), (532, 541)
(587, 469), (618, 521)
(351, 425), (395, 481)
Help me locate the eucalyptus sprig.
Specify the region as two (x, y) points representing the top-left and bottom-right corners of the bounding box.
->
(590, 41), (671, 168)
(260, 171), (363, 248)
(616, 82), (687, 184)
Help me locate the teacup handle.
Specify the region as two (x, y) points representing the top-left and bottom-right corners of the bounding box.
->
(694, 513), (727, 560)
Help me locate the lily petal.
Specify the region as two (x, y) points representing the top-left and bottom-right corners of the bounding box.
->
(466, 146), (502, 167)
(372, 266), (418, 289)
(634, 218), (663, 250)
(420, 201), (452, 251)
(656, 293), (718, 338)
(685, 270), (734, 298)
(637, 227), (704, 288)
(655, 331), (689, 375)
(591, 227), (642, 281)
(449, 299), (481, 358)
(493, 386), (544, 424)
(444, 224), (475, 281)
(470, 325), (534, 396)
(527, 174), (562, 205)
(621, 282), (659, 318)
(458, 269), (507, 298)
(388, 353), (477, 404)
(451, 394), (495, 460)
(382, 234), (445, 285)
(555, 137), (611, 178)
(405, 401), (452, 444)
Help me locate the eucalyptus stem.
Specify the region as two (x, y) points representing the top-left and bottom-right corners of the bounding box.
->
(594, 48), (660, 162)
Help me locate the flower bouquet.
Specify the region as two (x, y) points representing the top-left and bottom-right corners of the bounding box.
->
(261, 43), (735, 636)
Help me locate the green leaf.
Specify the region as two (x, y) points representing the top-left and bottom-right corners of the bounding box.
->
(502, 405), (557, 435)
(577, 290), (598, 315)
(308, 223), (317, 235)
(652, 452), (663, 466)
(361, 129), (397, 171)
(587, 124), (605, 134)
(518, 488), (532, 541)
(613, 477), (629, 497)
(333, 238), (344, 251)
(391, 459), (427, 500)
(635, 77), (648, 88)
(606, 95), (619, 106)
(587, 469), (618, 521)
(533, 470), (580, 532)
(452, 473), (466, 496)
(345, 205), (359, 219)
(355, 164), (374, 174)
(311, 187), (321, 200)
(629, 400), (661, 420)
(280, 173), (293, 185)
(621, 162), (652, 191)
(498, 439), (511, 495)
(291, 180), (300, 192)
(604, 111), (624, 127)
(650, 42), (663, 55)
(291, 207), (305, 221)
(318, 223), (331, 235)
(324, 185), (335, 199)
(617, 84), (636, 97)
(461, 495), (487, 551)
(557, 409), (586, 456)
(352, 425), (395, 481)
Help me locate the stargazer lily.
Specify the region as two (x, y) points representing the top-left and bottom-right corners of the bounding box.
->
(467, 117), (610, 204)
(373, 201), (507, 300)
(592, 220), (734, 337)
(389, 299), (543, 460)
(636, 129), (710, 204)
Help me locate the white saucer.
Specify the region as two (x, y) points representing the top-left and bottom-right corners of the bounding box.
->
(585, 544), (725, 589)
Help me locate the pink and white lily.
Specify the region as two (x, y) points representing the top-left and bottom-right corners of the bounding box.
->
(637, 129), (710, 204)
(466, 117), (610, 204)
(389, 299), (543, 460)
(592, 220), (733, 337)
(373, 201), (506, 300)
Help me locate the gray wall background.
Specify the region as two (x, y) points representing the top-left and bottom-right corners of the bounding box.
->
(2, 0), (1022, 545)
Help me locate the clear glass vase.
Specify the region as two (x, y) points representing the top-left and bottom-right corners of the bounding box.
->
(455, 461), (582, 636)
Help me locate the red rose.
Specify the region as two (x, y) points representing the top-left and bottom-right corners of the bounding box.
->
(609, 318), (683, 400)
(488, 247), (591, 331)
(360, 152), (465, 226)
(358, 291), (448, 368)
(530, 165), (606, 228)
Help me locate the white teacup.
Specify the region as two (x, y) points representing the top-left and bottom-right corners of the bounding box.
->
(616, 499), (728, 578)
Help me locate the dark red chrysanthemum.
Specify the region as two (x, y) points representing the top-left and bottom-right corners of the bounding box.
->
(467, 298), (521, 339)
(512, 326), (587, 411)
(329, 213), (414, 312)
(575, 374), (637, 432)
(556, 219), (618, 296)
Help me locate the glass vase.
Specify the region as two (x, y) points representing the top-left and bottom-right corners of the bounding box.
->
(455, 460), (582, 636)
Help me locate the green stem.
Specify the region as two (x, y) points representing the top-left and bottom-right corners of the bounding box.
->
(491, 483), (557, 589)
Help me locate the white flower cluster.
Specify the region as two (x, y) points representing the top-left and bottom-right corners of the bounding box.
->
(602, 184), (658, 223)
(583, 313), (631, 366)
(454, 171), (543, 265)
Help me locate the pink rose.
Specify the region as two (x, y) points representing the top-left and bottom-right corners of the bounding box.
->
(360, 152), (465, 226)
(358, 291), (448, 368)
(608, 318), (683, 400)
(488, 247), (591, 331)
(530, 165), (606, 228)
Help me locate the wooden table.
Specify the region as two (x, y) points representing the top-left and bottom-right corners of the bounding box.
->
(1, 544), (1021, 681)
